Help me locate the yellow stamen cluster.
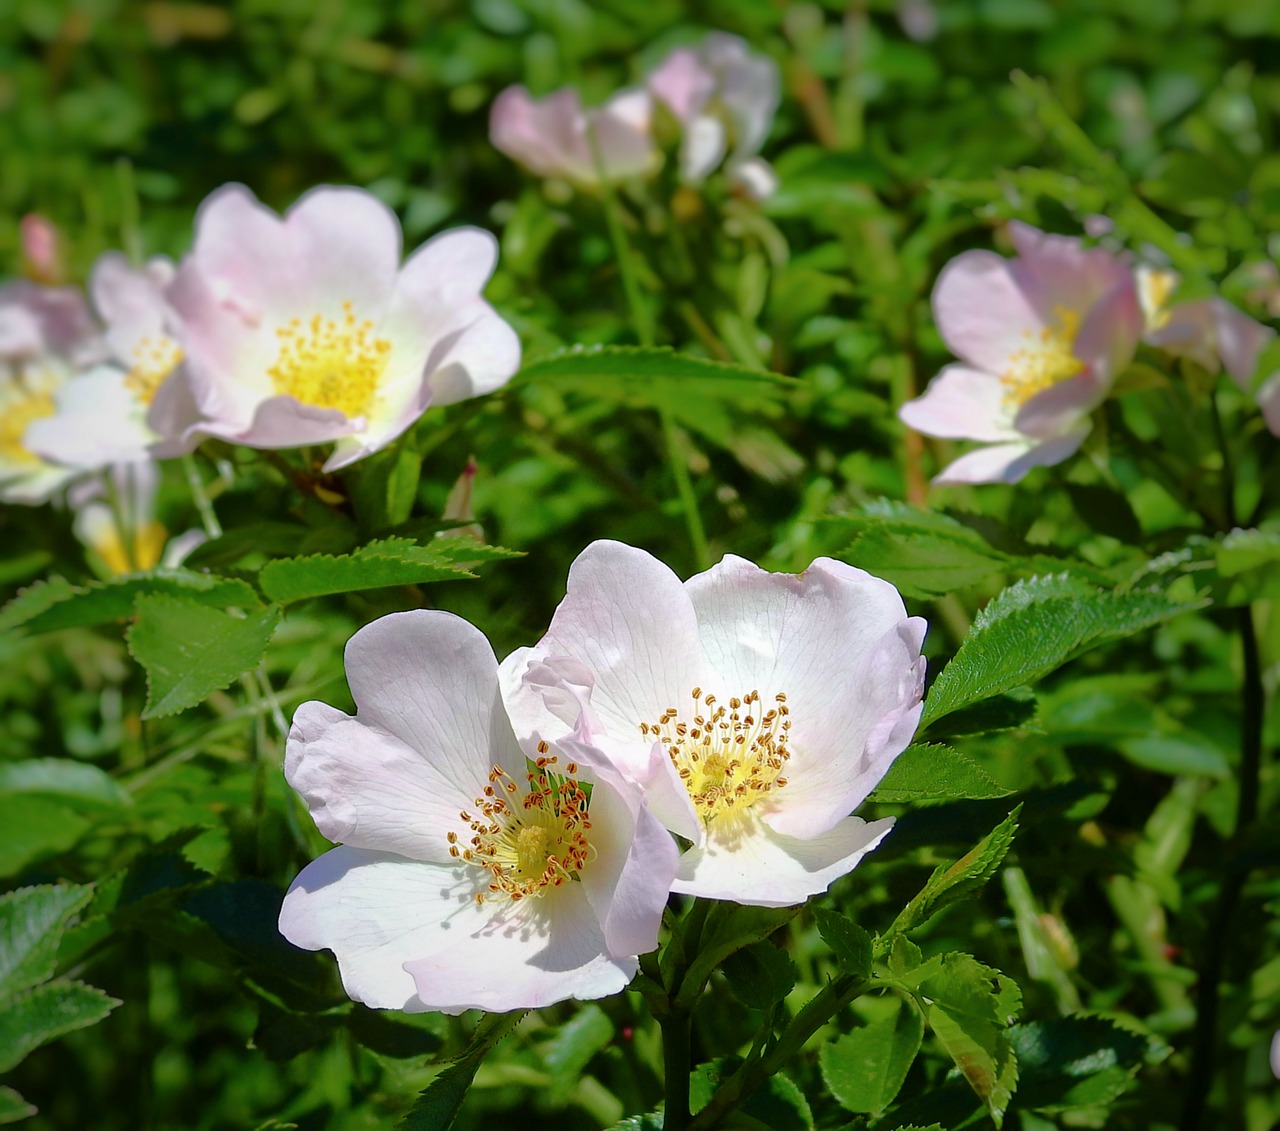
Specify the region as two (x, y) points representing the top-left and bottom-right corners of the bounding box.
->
(1001, 305), (1085, 407)
(93, 520), (169, 575)
(642, 688), (791, 824)
(450, 745), (593, 905)
(1139, 268), (1179, 332)
(125, 336), (184, 404)
(0, 379), (56, 466)
(267, 301), (390, 418)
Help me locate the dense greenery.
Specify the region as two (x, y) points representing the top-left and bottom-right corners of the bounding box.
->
(1, 2), (1278, 1130)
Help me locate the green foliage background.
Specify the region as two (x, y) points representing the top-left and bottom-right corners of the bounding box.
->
(1, 1), (1278, 1129)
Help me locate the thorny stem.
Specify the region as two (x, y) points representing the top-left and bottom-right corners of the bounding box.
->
(588, 126), (711, 570)
(659, 1008), (693, 1131)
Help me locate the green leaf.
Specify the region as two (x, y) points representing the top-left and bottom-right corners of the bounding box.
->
(889, 808), (1021, 937)
(604, 1115), (664, 1131)
(912, 954), (1022, 1126)
(542, 1004), (614, 1105)
(0, 570), (261, 636)
(347, 442), (423, 530)
(721, 940), (797, 1009)
(516, 345), (793, 394)
(127, 595), (281, 719)
(0, 798), (90, 878)
(0, 885), (93, 999)
(927, 692), (1038, 739)
(0, 760), (132, 811)
(398, 1011), (526, 1130)
(819, 998), (924, 1114)
(1009, 1016), (1162, 1112)
(0, 979), (120, 1073)
(675, 904), (802, 1010)
(869, 744), (1012, 803)
(0, 1086), (36, 1124)
(258, 536), (518, 604)
(814, 909), (873, 981)
(691, 1059), (813, 1131)
(922, 577), (1197, 726)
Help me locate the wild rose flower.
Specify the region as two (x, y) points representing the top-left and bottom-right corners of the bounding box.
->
(501, 541), (926, 908)
(1138, 263), (1276, 380)
(20, 214), (64, 285)
(0, 281), (103, 504)
(25, 253), (197, 468)
(165, 184), (520, 471)
(489, 85), (659, 188)
(278, 610), (677, 1014)
(899, 222), (1143, 485)
(647, 33), (780, 200)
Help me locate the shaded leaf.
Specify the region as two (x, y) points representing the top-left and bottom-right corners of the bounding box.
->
(127, 596), (281, 718)
(721, 940), (797, 1009)
(819, 998), (924, 1113)
(869, 744), (1012, 804)
(1010, 1016), (1164, 1112)
(0, 885), (93, 999)
(0, 980), (120, 1073)
(542, 1004), (614, 1105)
(0, 1086), (35, 1124)
(0, 760), (132, 811)
(814, 909), (873, 981)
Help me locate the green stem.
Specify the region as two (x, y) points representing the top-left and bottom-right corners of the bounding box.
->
(687, 976), (872, 1130)
(1179, 604), (1264, 1131)
(182, 453), (222, 539)
(659, 1008), (692, 1131)
(588, 128), (710, 569)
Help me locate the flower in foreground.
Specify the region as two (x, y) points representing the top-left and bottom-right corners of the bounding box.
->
(900, 222), (1143, 485)
(501, 541), (927, 907)
(489, 85), (659, 188)
(279, 610), (677, 1013)
(647, 33), (780, 200)
(0, 281), (103, 504)
(166, 184), (520, 470)
(25, 253), (196, 468)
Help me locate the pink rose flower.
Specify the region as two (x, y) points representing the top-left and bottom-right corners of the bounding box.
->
(900, 222), (1143, 485)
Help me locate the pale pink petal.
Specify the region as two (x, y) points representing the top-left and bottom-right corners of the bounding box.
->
(233, 394), (356, 448)
(1007, 221), (1135, 317)
(647, 48), (712, 122)
(576, 769), (677, 957)
(1212, 298), (1274, 387)
(729, 157), (778, 202)
(278, 846), (493, 1012)
(403, 882), (636, 1013)
(590, 89), (659, 180)
(672, 812), (895, 906)
(703, 32), (779, 160)
(899, 364), (1020, 442)
(932, 251), (1046, 373)
(681, 115), (727, 182)
(1258, 373), (1280, 435)
(512, 541), (707, 784)
(341, 610), (522, 805)
(933, 426), (1091, 485)
(285, 701), (476, 863)
(286, 186), (401, 315)
(686, 556), (925, 838)
(24, 365), (156, 468)
(90, 252), (174, 365)
(189, 184), (298, 314)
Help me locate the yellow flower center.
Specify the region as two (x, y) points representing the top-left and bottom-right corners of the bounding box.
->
(125, 336), (184, 404)
(1001, 305), (1085, 408)
(92, 520), (169, 575)
(0, 380), (57, 467)
(450, 749), (594, 905)
(1138, 268), (1179, 332)
(267, 301), (390, 418)
(642, 688), (791, 825)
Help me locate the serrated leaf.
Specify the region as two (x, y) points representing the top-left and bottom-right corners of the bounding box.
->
(1009, 1016), (1158, 1113)
(890, 808), (1021, 936)
(922, 577), (1197, 726)
(0, 570), (261, 636)
(0, 979), (120, 1073)
(691, 1059), (813, 1131)
(814, 909), (873, 981)
(542, 1004), (614, 1105)
(0, 1085), (35, 1124)
(127, 596), (281, 718)
(0, 760), (132, 811)
(869, 744), (1012, 803)
(927, 692), (1039, 739)
(914, 954), (1021, 1126)
(398, 1011), (525, 1130)
(516, 345), (793, 395)
(258, 536), (517, 604)
(819, 998), (923, 1113)
(721, 940), (797, 1009)
(0, 885), (93, 999)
